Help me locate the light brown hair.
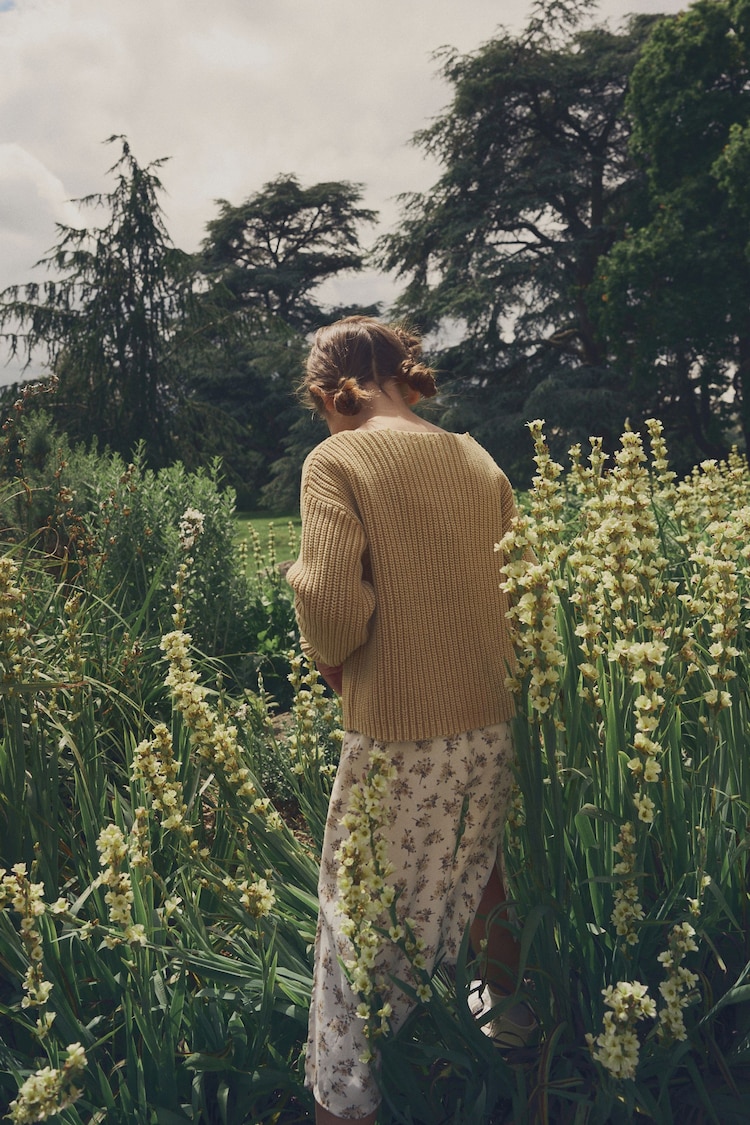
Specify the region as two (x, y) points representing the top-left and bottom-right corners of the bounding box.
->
(301, 315), (437, 415)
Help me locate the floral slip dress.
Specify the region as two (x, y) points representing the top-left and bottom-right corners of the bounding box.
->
(306, 720), (516, 1118)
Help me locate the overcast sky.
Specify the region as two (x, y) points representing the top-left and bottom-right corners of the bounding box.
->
(1, 0), (685, 380)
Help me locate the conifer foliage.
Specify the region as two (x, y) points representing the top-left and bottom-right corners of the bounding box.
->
(0, 137), (194, 465)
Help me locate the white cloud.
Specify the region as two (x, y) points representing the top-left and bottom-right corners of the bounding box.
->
(0, 143), (84, 382)
(0, 143), (77, 242)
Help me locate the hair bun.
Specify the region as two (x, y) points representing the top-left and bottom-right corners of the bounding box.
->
(397, 354), (438, 399)
(333, 376), (367, 416)
(402, 360), (437, 399)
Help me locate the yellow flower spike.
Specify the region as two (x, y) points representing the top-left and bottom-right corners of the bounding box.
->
(589, 980), (655, 1080)
(8, 1042), (88, 1124)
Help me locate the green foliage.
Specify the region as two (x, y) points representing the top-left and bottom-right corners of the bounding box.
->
(180, 317), (310, 510)
(0, 149), (379, 509)
(378, 0), (750, 481)
(0, 553), (321, 1122)
(1, 420), (750, 1121)
(593, 0), (750, 467)
(0, 137), (197, 466)
(185, 175), (379, 507)
(259, 411), (323, 513)
(496, 420), (750, 1120)
(378, 9), (659, 482)
(201, 174), (377, 333)
(0, 461), (330, 1121)
(235, 512), (301, 567)
(0, 407), (297, 703)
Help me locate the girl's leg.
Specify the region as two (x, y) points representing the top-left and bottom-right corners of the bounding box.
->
(315, 1101), (378, 1125)
(470, 863), (537, 1045)
(469, 862), (520, 994)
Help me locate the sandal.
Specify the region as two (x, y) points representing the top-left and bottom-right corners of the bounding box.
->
(469, 981), (538, 1048)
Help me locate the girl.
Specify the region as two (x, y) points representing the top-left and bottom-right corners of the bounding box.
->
(287, 317), (531, 1125)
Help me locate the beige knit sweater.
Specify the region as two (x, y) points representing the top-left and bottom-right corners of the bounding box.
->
(286, 429), (518, 742)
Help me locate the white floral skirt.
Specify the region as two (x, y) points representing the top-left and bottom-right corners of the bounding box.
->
(306, 721), (515, 1118)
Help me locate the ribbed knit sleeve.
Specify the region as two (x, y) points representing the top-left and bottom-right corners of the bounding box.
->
(286, 494), (375, 668)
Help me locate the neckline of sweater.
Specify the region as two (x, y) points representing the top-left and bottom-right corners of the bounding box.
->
(328, 428), (471, 440)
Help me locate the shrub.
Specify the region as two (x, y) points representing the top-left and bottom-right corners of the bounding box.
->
(0, 409), (298, 702)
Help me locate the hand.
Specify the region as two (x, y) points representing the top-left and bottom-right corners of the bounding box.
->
(316, 662), (343, 695)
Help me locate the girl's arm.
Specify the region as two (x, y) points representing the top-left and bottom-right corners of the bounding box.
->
(287, 493), (375, 668)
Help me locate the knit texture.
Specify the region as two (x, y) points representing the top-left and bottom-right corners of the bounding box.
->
(286, 430), (518, 741)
